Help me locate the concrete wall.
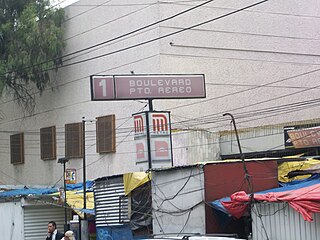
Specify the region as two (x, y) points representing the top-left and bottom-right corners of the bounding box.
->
(0, 201), (24, 240)
(0, 0), (319, 186)
(172, 130), (221, 165)
(157, 0), (320, 129)
(219, 118), (320, 155)
(151, 166), (206, 235)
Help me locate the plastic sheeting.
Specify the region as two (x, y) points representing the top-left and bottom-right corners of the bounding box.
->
(0, 182), (95, 217)
(0, 181), (94, 198)
(130, 182), (152, 231)
(66, 180), (93, 191)
(278, 158), (320, 182)
(65, 191), (95, 217)
(96, 225), (133, 240)
(123, 172), (151, 196)
(212, 175), (320, 222)
(0, 188), (57, 197)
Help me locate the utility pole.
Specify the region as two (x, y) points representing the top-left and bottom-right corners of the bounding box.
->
(58, 157), (69, 232)
(82, 117), (87, 221)
(223, 113), (257, 239)
(223, 113), (252, 192)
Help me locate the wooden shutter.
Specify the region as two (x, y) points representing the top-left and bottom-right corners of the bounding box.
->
(40, 126), (56, 160)
(96, 115), (116, 153)
(65, 122), (83, 158)
(10, 133), (24, 164)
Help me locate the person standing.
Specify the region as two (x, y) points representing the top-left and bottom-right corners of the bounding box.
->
(46, 221), (64, 240)
(62, 230), (75, 240)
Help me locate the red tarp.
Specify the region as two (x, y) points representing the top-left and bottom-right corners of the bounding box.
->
(221, 183), (320, 222)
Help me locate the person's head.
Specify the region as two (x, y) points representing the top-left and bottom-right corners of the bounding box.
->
(64, 230), (74, 240)
(47, 221), (57, 233)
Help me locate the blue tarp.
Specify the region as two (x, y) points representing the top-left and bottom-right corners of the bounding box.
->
(75, 208), (95, 215)
(96, 225), (133, 240)
(0, 188), (58, 197)
(0, 180), (94, 198)
(66, 180), (93, 191)
(210, 174), (320, 215)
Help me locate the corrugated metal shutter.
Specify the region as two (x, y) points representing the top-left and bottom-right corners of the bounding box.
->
(252, 202), (320, 240)
(24, 205), (66, 240)
(94, 178), (129, 227)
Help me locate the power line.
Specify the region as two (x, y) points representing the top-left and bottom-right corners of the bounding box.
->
(167, 66), (320, 111)
(1, 0), (217, 78)
(0, 3), (269, 111)
(56, 0), (269, 69)
(1, 96), (320, 146)
(67, 0), (206, 7)
(63, 4), (155, 42)
(175, 97), (320, 128)
(206, 82), (314, 90)
(60, 0), (218, 63)
(0, 54), (157, 124)
(63, 0), (113, 22)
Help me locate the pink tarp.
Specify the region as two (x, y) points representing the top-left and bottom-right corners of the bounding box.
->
(221, 183), (320, 222)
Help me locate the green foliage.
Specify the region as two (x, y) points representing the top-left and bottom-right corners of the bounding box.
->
(0, 0), (65, 111)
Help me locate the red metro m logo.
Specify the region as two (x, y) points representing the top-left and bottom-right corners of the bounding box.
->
(134, 115), (144, 134)
(151, 113), (169, 135)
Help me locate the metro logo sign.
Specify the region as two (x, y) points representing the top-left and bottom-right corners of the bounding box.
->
(134, 115), (145, 136)
(151, 113), (169, 135)
(133, 111), (172, 169)
(91, 74), (205, 100)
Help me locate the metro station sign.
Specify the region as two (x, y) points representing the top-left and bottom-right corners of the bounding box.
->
(285, 125), (320, 149)
(133, 111), (172, 169)
(90, 74), (205, 100)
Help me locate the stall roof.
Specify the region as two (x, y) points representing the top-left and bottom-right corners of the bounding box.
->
(210, 174), (320, 222)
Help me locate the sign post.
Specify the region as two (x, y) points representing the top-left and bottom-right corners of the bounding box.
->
(90, 74), (206, 170)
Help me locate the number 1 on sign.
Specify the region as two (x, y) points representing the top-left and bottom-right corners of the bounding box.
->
(99, 79), (107, 96)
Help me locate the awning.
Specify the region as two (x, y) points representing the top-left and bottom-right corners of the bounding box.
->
(211, 174), (320, 222)
(123, 172), (151, 196)
(65, 190), (95, 217)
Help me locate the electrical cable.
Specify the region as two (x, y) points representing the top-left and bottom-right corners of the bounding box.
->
(63, 4), (155, 42)
(60, 0), (215, 56)
(54, 0), (269, 70)
(63, 0), (113, 22)
(1, 0), (217, 77)
(166, 67), (320, 111)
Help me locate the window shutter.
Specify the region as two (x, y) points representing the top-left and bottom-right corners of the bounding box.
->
(10, 133), (24, 164)
(96, 115), (116, 153)
(40, 126), (56, 160)
(65, 122), (83, 158)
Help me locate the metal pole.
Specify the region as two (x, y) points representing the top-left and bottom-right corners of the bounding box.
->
(222, 113), (252, 192)
(168, 112), (174, 167)
(148, 99), (153, 111)
(63, 162), (68, 232)
(223, 113), (254, 239)
(146, 99), (153, 169)
(146, 112), (152, 169)
(82, 117), (87, 220)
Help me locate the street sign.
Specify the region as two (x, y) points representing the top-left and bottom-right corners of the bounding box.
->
(90, 74), (205, 100)
(133, 111), (173, 169)
(284, 124), (320, 148)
